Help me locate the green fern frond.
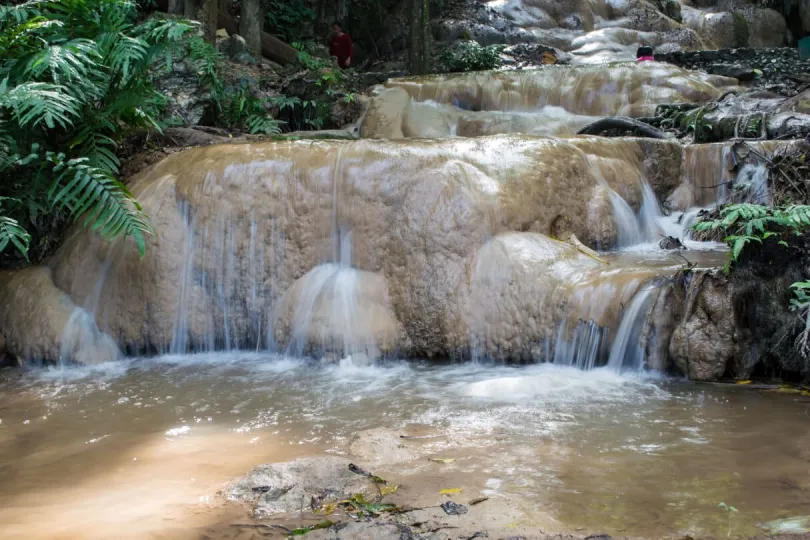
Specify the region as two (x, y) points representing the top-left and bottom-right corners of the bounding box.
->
(46, 153), (152, 255)
(0, 215), (32, 258)
(69, 127), (120, 173)
(137, 17), (195, 44)
(247, 114), (283, 135)
(108, 35), (147, 85)
(0, 78), (79, 128)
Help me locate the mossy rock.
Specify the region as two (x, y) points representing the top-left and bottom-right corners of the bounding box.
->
(733, 12), (750, 48)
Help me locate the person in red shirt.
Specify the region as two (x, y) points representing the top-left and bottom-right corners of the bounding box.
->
(329, 22), (354, 69)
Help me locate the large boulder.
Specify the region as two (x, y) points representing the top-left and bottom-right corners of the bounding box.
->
(669, 271), (739, 381)
(0, 267), (118, 364)
(681, 5), (787, 48)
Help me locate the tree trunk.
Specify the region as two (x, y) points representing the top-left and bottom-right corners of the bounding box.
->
(239, 0), (262, 58)
(199, 0), (218, 44)
(336, 0), (349, 23)
(184, 0), (199, 19)
(408, 0), (430, 74)
(168, 0), (184, 15)
(219, 10), (299, 65)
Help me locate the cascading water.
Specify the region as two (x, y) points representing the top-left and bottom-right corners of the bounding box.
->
(59, 307), (120, 366)
(0, 67), (750, 373)
(606, 285), (656, 372)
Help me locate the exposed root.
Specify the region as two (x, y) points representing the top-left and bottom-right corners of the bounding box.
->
(576, 116), (670, 139)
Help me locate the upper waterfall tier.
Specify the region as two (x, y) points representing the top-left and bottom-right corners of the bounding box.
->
(360, 64), (737, 138)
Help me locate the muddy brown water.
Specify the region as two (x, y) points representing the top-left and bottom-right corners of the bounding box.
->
(1, 356), (809, 539)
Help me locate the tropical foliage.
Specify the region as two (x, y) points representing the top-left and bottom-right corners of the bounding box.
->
(439, 41), (502, 73)
(694, 203), (810, 262)
(0, 0), (201, 259)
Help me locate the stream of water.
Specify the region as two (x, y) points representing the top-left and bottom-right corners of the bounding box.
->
(1, 355), (809, 539)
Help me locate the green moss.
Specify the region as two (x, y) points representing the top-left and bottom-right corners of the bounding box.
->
(733, 12), (749, 48)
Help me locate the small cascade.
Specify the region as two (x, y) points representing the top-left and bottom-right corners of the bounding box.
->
(59, 308), (120, 365)
(737, 162), (771, 205)
(606, 286), (656, 372)
(553, 320), (606, 370)
(609, 190), (644, 247)
(284, 229), (369, 360)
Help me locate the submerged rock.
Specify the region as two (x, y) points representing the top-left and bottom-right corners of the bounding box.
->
(669, 271), (740, 381)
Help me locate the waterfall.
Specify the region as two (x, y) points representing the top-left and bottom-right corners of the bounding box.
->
(606, 286), (655, 373)
(553, 320), (605, 370)
(609, 190), (644, 247)
(59, 308), (120, 366)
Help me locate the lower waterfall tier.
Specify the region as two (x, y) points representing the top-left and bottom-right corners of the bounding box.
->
(0, 135), (780, 377)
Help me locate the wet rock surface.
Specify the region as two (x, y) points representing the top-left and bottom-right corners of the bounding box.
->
(656, 48), (810, 96)
(226, 456), (368, 517)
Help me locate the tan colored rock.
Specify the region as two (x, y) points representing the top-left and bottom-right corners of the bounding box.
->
(743, 7), (787, 48)
(362, 64), (736, 137)
(456, 233), (597, 359)
(0, 267), (118, 364)
(682, 6), (787, 48)
(642, 277), (686, 371)
(778, 88), (810, 115)
(348, 428), (419, 467)
(669, 271), (739, 381)
(681, 7), (736, 48)
(226, 456), (367, 518)
(23, 137), (665, 359)
(272, 264), (404, 357)
(359, 87), (409, 139)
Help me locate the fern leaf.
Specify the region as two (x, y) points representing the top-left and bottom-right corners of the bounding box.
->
(47, 155), (152, 256)
(0, 215), (32, 258)
(0, 79), (79, 129)
(108, 35), (148, 86)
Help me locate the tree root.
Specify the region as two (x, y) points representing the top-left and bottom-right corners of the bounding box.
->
(576, 116), (670, 139)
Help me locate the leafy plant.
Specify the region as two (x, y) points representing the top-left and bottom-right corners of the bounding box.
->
(790, 280), (810, 358)
(440, 41), (503, 73)
(694, 203), (810, 263)
(264, 0), (315, 43)
(220, 83), (283, 135)
(718, 502), (738, 538)
(292, 41), (346, 87)
(0, 0), (197, 258)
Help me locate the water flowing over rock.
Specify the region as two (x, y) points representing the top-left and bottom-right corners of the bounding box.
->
(0, 131), (713, 365)
(34, 136), (681, 360)
(0, 44), (805, 379)
(361, 64), (737, 138)
(0, 267), (119, 364)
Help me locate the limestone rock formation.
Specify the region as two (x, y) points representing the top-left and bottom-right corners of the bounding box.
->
(0, 136), (688, 363)
(0, 267), (119, 364)
(361, 65), (737, 139)
(669, 271), (739, 381)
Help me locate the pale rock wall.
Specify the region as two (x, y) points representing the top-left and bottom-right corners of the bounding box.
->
(0, 136), (685, 363)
